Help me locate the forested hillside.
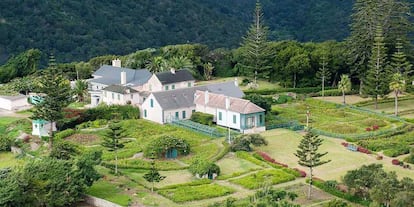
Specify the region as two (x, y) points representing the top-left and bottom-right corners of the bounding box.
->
(0, 0), (353, 63)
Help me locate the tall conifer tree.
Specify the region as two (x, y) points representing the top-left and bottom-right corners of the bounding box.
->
(364, 26), (391, 109)
(239, 0), (273, 80)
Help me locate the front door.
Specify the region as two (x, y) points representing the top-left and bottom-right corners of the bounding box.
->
(246, 116), (256, 128)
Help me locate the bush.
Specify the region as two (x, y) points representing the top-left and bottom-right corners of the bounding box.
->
(392, 159), (400, 165)
(383, 146), (410, 157)
(84, 105), (140, 121)
(190, 112), (214, 126)
(230, 134), (267, 152)
(188, 158), (220, 177)
(273, 94), (293, 104)
(293, 168), (306, 177)
(243, 94), (272, 113)
(0, 136), (13, 151)
(312, 179), (370, 206)
(144, 135), (190, 158)
(404, 152), (414, 164)
(255, 151), (288, 167)
(54, 129), (77, 140)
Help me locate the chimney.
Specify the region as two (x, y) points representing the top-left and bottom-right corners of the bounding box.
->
(225, 96), (230, 110)
(112, 59), (121, 67)
(126, 88), (130, 94)
(234, 77), (238, 86)
(204, 91), (209, 105)
(121, 71), (126, 85)
(170, 68), (176, 74)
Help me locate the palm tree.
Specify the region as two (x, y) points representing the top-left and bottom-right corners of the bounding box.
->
(389, 73), (406, 116)
(167, 56), (193, 70)
(338, 74), (351, 105)
(146, 56), (167, 73)
(73, 80), (88, 102)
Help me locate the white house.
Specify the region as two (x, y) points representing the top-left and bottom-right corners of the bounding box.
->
(32, 119), (57, 137)
(194, 90), (266, 134)
(143, 68), (195, 92)
(0, 95), (31, 111)
(88, 59), (152, 106)
(141, 81), (244, 124)
(101, 85), (141, 106)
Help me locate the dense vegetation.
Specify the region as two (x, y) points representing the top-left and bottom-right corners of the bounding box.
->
(0, 0), (355, 63)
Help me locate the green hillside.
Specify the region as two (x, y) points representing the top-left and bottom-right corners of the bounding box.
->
(0, 0), (353, 63)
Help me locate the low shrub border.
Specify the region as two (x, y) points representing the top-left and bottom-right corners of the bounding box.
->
(311, 179), (370, 206)
(254, 151), (305, 177)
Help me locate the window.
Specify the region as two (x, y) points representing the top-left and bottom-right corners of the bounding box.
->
(192, 109), (195, 113)
(117, 94), (120, 100)
(259, 114), (263, 124)
(182, 111), (186, 119)
(233, 115), (236, 124)
(150, 99), (154, 107)
(165, 85), (169, 90)
(112, 93), (114, 99)
(187, 82), (191, 87)
(172, 84), (175, 89)
(144, 109), (147, 117)
(175, 111), (179, 119)
(219, 112), (222, 121)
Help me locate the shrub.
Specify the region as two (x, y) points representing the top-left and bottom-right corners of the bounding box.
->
(230, 134), (267, 152)
(244, 87), (335, 95)
(404, 153), (414, 164)
(54, 129), (76, 140)
(243, 94), (272, 113)
(392, 159), (400, 165)
(189, 158), (221, 177)
(0, 136), (13, 151)
(190, 112), (214, 126)
(383, 146), (410, 157)
(84, 105), (140, 121)
(356, 146), (371, 154)
(144, 135), (190, 158)
(372, 125), (379, 131)
(235, 151), (267, 167)
(293, 168), (306, 177)
(312, 179), (370, 206)
(366, 127), (372, 132)
(376, 155), (383, 160)
(255, 151), (288, 167)
(160, 179), (212, 190)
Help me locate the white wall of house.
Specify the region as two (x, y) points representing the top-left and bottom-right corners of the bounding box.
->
(216, 109), (241, 130)
(143, 75), (162, 92)
(195, 104), (218, 121)
(101, 91), (140, 105)
(32, 121), (57, 137)
(0, 96), (29, 111)
(164, 107), (195, 123)
(141, 94), (164, 124)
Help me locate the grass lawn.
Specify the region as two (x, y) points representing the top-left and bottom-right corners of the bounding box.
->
(86, 180), (132, 206)
(0, 152), (24, 168)
(229, 169), (296, 189)
(0, 117), (22, 126)
(216, 153), (263, 176)
(313, 95), (369, 105)
(257, 129), (414, 181)
(158, 183), (235, 202)
(122, 169), (194, 189)
(196, 76), (280, 91)
(363, 98), (414, 115)
(273, 99), (400, 135)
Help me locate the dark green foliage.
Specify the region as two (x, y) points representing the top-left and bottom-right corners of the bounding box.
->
(84, 105), (140, 120)
(405, 150), (414, 164)
(324, 199), (349, 207)
(188, 158), (220, 177)
(190, 112), (214, 126)
(0, 136), (13, 151)
(249, 187), (299, 207)
(73, 149), (102, 187)
(230, 134), (267, 152)
(0, 49), (41, 83)
(243, 94), (271, 113)
(312, 179), (370, 206)
(0, 155), (101, 207)
(343, 164), (385, 200)
(144, 135), (190, 158)
(50, 140), (79, 160)
(0, 1), (353, 64)
(244, 86), (335, 95)
(101, 121), (126, 174)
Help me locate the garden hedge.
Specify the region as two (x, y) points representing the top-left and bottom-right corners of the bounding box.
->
(244, 86), (335, 95)
(190, 112), (214, 126)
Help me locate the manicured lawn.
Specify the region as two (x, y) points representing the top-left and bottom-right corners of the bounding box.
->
(216, 153), (263, 176)
(273, 99), (400, 135)
(0, 117), (21, 126)
(122, 169), (194, 189)
(363, 98), (414, 117)
(229, 169), (296, 189)
(196, 76), (281, 91)
(258, 129), (414, 181)
(158, 183), (235, 202)
(313, 95), (369, 105)
(86, 180), (132, 206)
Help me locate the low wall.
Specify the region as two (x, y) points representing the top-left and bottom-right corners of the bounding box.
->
(84, 195), (123, 207)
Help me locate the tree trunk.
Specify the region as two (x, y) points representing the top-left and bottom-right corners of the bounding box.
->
(375, 96), (378, 109)
(322, 77), (325, 97)
(308, 167), (313, 199)
(115, 149), (118, 175)
(49, 121), (54, 150)
(293, 73), (296, 88)
(359, 79), (363, 95)
(151, 182), (154, 192)
(394, 91), (398, 116)
(342, 90), (346, 105)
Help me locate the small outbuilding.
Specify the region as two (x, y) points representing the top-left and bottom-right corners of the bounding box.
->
(32, 119), (57, 137)
(0, 95), (30, 111)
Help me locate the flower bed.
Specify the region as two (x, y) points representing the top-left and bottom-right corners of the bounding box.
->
(341, 142), (371, 154)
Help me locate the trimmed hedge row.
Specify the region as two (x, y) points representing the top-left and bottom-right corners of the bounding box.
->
(159, 179), (212, 190)
(190, 112), (214, 126)
(355, 96), (414, 107)
(55, 128), (77, 140)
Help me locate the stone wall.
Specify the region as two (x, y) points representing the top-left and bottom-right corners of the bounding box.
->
(84, 195), (123, 207)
